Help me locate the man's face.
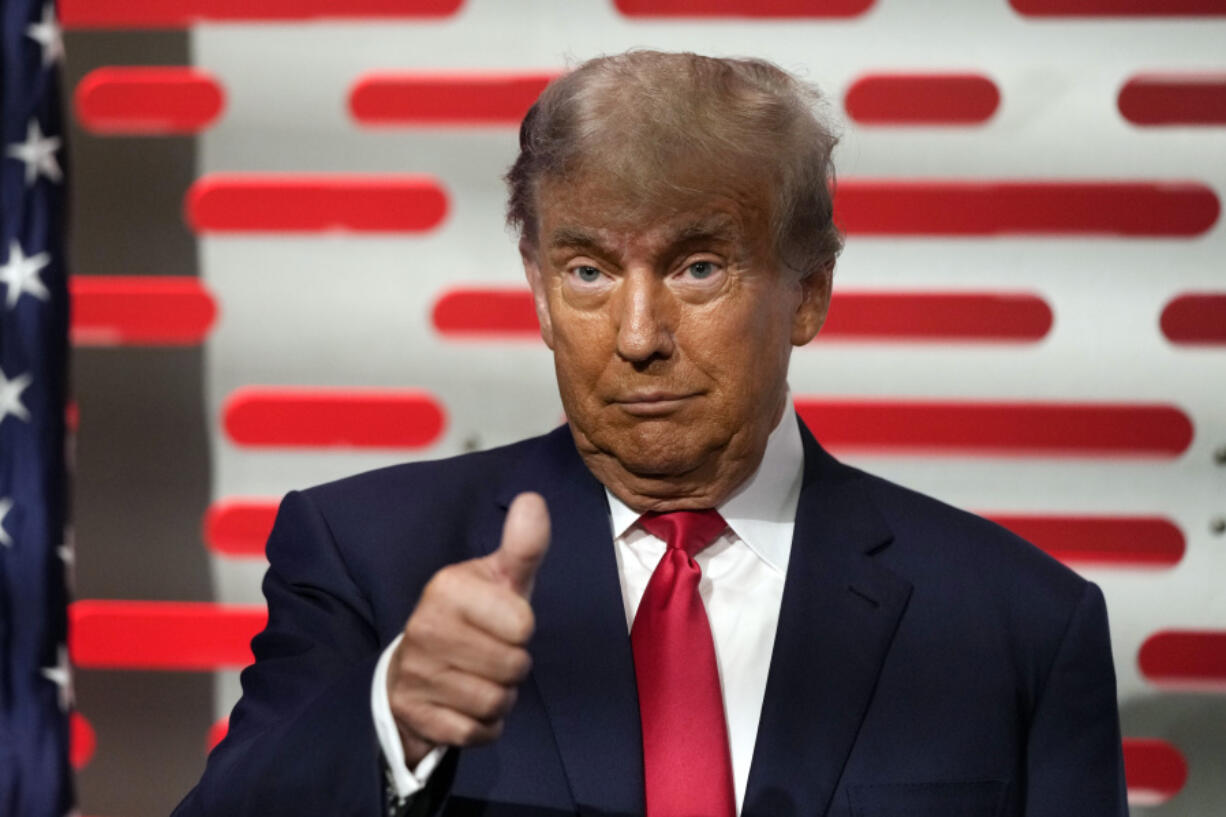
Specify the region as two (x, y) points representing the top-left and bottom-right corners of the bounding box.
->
(523, 169), (831, 509)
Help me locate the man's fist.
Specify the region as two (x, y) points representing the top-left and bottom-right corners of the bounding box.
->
(387, 492), (551, 767)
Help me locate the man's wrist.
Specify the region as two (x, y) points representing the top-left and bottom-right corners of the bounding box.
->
(396, 722), (437, 770)
(372, 634), (442, 798)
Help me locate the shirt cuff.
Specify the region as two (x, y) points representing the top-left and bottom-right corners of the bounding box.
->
(372, 633), (447, 799)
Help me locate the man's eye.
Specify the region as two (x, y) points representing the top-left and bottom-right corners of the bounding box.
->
(687, 261), (716, 279)
(573, 265), (601, 283)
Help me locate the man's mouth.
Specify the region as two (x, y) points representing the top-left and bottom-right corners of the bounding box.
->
(611, 391), (699, 416)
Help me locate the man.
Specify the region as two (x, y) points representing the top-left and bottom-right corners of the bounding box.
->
(174, 52), (1127, 817)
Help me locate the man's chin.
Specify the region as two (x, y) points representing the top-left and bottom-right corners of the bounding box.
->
(568, 415), (763, 509)
(587, 425), (711, 479)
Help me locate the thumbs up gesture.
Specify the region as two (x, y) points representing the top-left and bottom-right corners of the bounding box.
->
(388, 493), (551, 767)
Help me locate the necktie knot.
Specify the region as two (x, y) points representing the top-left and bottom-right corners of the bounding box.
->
(639, 509), (727, 559)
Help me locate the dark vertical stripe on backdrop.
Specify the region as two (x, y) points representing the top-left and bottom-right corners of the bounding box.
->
(61, 28), (217, 817)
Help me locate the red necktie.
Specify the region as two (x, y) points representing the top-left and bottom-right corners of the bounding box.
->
(631, 510), (736, 817)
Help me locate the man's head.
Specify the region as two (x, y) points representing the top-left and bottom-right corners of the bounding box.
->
(507, 51), (842, 511)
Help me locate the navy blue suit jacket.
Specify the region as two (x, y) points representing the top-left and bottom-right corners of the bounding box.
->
(174, 421), (1128, 816)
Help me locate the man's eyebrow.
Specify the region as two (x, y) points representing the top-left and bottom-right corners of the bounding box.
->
(547, 227), (606, 251)
(546, 215), (741, 253)
(673, 215), (741, 245)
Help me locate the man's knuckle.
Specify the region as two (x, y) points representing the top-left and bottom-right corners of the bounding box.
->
(501, 687), (519, 715)
(427, 567), (463, 599)
(478, 687), (511, 719)
(455, 718), (485, 745)
(507, 606), (534, 643)
(503, 648), (532, 681)
(406, 611), (440, 645)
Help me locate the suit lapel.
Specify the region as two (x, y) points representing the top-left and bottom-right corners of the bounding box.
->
(742, 424), (913, 817)
(498, 427), (644, 817)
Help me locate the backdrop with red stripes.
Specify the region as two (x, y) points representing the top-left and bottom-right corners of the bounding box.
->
(60, 1), (1225, 815)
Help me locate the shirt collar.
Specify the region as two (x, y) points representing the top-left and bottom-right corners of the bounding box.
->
(605, 404), (804, 574)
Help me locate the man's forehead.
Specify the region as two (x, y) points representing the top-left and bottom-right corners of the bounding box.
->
(537, 171), (769, 248)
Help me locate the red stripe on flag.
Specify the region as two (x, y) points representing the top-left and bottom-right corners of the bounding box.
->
(206, 718), (229, 753)
(1010, 0), (1226, 15)
(794, 399), (1193, 457)
(70, 712), (96, 770)
(835, 180), (1219, 236)
(350, 72), (556, 125)
(431, 288), (1053, 342)
(69, 601), (266, 670)
(204, 499), (279, 557)
(185, 174), (448, 233)
(223, 387), (447, 449)
(1160, 293), (1226, 344)
(60, 0), (463, 28)
(1139, 631), (1226, 690)
(845, 74), (1000, 125)
(614, 0), (874, 16)
(69, 276), (217, 346)
(74, 67), (223, 134)
(987, 515), (1184, 567)
(1119, 74), (1226, 125)
(1123, 739), (1188, 806)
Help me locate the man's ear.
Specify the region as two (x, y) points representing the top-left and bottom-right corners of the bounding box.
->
(520, 238), (555, 349)
(791, 264), (833, 347)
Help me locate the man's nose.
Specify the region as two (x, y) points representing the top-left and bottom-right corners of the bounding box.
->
(615, 271), (675, 363)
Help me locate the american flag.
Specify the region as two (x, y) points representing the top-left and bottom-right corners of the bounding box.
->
(0, 2), (73, 816)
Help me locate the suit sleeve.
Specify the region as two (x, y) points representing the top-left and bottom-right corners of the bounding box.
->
(171, 489), (391, 817)
(1024, 581), (1129, 817)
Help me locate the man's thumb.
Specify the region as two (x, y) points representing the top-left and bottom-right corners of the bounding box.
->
(492, 492), (551, 597)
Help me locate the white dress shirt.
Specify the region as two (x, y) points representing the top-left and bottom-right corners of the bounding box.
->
(372, 408), (805, 812)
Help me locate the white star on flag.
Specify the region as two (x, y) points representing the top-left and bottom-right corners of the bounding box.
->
(1, 239), (51, 308)
(26, 2), (64, 68)
(0, 497), (13, 548)
(0, 367), (33, 424)
(6, 118), (62, 186)
(58, 525), (75, 565)
(41, 644), (74, 713)
(59, 525), (76, 592)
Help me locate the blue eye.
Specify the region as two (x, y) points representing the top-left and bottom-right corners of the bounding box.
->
(688, 261), (715, 279)
(574, 265), (601, 282)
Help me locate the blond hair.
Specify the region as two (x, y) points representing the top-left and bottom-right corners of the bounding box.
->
(505, 50), (843, 277)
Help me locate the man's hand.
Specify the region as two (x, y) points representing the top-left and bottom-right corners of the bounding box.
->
(387, 492), (551, 767)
